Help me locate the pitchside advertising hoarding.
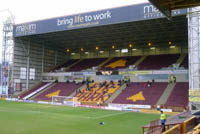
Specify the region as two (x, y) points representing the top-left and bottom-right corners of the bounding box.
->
(189, 89), (200, 102)
(13, 3), (187, 37)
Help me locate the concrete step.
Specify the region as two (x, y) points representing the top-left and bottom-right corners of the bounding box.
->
(98, 57), (113, 69)
(175, 53), (187, 67)
(156, 83), (176, 105)
(65, 59), (83, 71)
(29, 83), (56, 100)
(45, 61), (65, 72)
(135, 55), (147, 67)
(105, 84), (126, 104)
(69, 84), (86, 97)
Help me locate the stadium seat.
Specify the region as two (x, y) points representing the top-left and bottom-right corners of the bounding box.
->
(19, 82), (48, 99)
(138, 54), (180, 70)
(75, 82), (120, 104)
(67, 58), (107, 72)
(180, 54), (188, 69)
(101, 56), (141, 70)
(113, 82), (168, 105)
(32, 82), (81, 101)
(52, 59), (79, 72)
(165, 82), (189, 107)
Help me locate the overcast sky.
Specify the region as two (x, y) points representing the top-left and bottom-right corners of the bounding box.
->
(0, 0), (148, 62)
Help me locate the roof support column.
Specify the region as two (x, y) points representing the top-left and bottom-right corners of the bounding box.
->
(55, 50), (57, 65)
(26, 40), (30, 89)
(188, 7), (200, 110)
(41, 43), (45, 73)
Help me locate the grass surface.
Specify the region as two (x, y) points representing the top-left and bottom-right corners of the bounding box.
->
(0, 101), (159, 134)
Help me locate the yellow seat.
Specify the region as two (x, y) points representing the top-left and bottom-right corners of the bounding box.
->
(75, 82), (119, 103)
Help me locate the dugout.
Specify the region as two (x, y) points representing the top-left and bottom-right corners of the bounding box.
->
(11, 2), (188, 92)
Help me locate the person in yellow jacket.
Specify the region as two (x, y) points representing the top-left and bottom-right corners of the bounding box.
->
(160, 110), (166, 131)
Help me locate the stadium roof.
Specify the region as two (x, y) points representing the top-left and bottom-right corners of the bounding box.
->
(149, 0), (200, 18)
(14, 2), (188, 52)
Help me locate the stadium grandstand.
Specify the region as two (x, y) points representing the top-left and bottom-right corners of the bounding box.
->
(1, 0), (200, 134)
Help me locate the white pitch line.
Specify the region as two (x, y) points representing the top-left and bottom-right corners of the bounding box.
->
(0, 107), (89, 119)
(0, 106), (130, 120)
(0, 109), (41, 114)
(90, 111), (130, 119)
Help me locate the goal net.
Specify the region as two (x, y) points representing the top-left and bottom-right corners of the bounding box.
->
(52, 96), (79, 107)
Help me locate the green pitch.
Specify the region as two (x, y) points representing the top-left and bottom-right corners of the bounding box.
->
(0, 100), (159, 134)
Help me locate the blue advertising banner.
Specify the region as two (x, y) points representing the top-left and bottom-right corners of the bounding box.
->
(137, 74), (168, 80)
(13, 3), (187, 37)
(99, 75), (123, 80)
(1, 62), (8, 95)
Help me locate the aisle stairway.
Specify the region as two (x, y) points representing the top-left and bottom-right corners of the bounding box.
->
(98, 57), (113, 68)
(23, 82), (54, 100)
(175, 53), (187, 67)
(65, 59), (82, 71)
(105, 83), (126, 104)
(31, 82), (82, 101)
(113, 82), (168, 105)
(156, 83), (176, 105)
(68, 84), (86, 97)
(134, 55), (147, 67)
(29, 83), (56, 100)
(165, 82), (189, 107)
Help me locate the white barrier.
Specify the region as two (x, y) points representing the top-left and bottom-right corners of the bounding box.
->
(23, 82), (53, 100)
(109, 103), (151, 109)
(6, 98), (18, 101)
(2, 98), (173, 113)
(105, 106), (122, 111)
(37, 101), (49, 104)
(161, 108), (172, 112)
